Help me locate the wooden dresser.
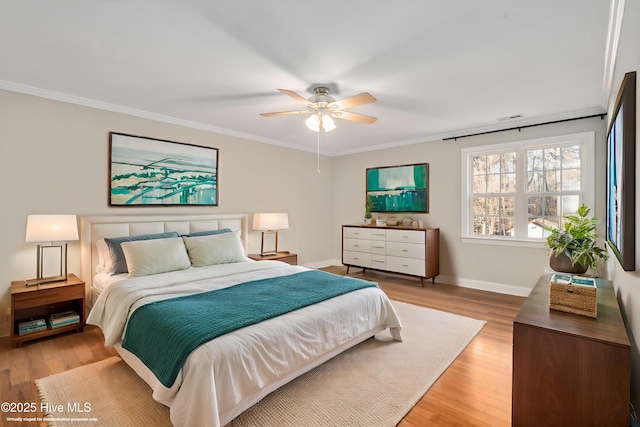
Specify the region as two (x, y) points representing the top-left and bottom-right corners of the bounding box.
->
(342, 224), (439, 285)
(512, 274), (630, 426)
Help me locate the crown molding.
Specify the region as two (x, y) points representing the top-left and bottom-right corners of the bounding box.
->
(601, 0), (626, 110)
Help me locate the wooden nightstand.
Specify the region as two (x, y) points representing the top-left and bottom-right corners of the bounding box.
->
(248, 252), (298, 265)
(10, 273), (86, 347)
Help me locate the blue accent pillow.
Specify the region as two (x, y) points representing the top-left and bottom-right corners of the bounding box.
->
(181, 228), (232, 238)
(104, 231), (180, 275)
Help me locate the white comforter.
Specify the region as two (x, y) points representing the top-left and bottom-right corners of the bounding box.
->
(87, 261), (402, 427)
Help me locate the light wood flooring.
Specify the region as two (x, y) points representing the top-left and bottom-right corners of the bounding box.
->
(1, 267), (526, 427)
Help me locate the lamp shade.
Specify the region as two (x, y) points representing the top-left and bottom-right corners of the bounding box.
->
(252, 213), (289, 231)
(25, 215), (79, 242)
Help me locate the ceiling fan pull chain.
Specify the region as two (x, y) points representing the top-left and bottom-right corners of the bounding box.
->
(317, 127), (321, 173)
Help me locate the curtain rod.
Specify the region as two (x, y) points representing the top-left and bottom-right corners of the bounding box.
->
(442, 113), (606, 141)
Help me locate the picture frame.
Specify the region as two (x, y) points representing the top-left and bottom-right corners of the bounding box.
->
(366, 163), (429, 213)
(606, 71), (636, 271)
(109, 132), (219, 206)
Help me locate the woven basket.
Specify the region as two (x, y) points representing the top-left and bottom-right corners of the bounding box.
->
(549, 280), (597, 318)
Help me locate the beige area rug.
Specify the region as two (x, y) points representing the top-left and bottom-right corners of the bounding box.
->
(36, 301), (485, 427)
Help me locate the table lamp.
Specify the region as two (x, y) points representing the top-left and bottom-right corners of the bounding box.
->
(252, 213), (289, 256)
(25, 214), (79, 286)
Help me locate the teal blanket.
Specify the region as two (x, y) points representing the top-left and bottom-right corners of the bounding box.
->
(121, 270), (377, 387)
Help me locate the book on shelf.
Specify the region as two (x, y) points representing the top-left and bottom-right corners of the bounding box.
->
(18, 318), (47, 335)
(49, 310), (80, 327)
(550, 273), (596, 287)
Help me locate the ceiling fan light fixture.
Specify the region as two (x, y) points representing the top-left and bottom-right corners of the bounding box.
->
(305, 114), (335, 132)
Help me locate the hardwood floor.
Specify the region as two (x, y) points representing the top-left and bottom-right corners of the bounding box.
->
(1, 267), (525, 427)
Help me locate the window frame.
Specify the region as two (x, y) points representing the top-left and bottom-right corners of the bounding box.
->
(460, 131), (595, 247)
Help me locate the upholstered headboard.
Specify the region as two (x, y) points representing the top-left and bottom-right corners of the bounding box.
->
(80, 214), (249, 290)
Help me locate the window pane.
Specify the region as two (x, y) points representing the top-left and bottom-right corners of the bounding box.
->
(502, 173), (516, 192)
(473, 175), (486, 193)
(544, 147), (561, 170)
(528, 149), (543, 171)
(473, 197), (485, 215)
(527, 171), (543, 192)
(562, 145), (580, 168)
(502, 197), (515, 215)
(562, 169), (580, 190)
(500, 218), (515, 236)
(544, 195), (559, 217)
(502, 152), (516, 173)
(544, 170), (560, 192)
(473, 216), (487, 235)
(487, 154), (501, 173)
(561, 195), (580, 216)
(528, 196), (542, 216)
(527, 218), (544, 238)
(473, 155), (486, 175)
(486, 197), (501, 215)
(487, 174), (501, 193)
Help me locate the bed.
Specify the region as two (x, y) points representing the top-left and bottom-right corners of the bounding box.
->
(81, 214), (402, 427)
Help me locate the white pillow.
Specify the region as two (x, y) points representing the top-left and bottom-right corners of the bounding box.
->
(182, 231), (248, 267)
(121, 237), (191, 277)
(96, 239), (112, 273)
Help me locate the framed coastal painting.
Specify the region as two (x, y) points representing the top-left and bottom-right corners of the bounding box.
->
(109, 132), (219, 206)
(606, 71), (636, 270)
(366, 163), (429, 213)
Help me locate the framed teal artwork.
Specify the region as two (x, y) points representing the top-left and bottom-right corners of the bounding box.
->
(109, 132), (218, 206)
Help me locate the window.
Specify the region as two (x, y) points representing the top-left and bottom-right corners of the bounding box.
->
(461, 132), (595, 245)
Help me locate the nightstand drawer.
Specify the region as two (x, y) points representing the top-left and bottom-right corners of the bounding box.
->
(12, 284), (83, 310)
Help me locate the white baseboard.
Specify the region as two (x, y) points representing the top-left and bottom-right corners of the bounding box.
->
(310, 260), (532, 297)
(436, 275), (532, 297)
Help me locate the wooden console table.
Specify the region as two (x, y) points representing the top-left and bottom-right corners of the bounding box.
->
(512, 274), (630, 426)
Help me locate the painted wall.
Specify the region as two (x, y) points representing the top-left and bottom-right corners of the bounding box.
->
(0, 89), (335, 334)
(605, 0), (640, 410)
(332, 116), (607, 295)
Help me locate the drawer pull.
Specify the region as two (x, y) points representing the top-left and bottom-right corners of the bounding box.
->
(402, 264), (409, 267)
(402, 249), (408, 252)
(354, 244), (359, 247)
(373, 260), (384, 264)
(373, 246), (384, 249)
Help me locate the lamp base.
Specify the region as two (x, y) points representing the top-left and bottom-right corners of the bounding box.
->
(25, 274), (68, 287)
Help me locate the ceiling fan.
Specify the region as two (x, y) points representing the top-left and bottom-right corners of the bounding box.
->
(260, 87), (377, 132)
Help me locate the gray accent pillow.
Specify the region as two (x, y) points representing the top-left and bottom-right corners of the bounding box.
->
(181, 228), (232, 238)
(104, 231), (180, 275)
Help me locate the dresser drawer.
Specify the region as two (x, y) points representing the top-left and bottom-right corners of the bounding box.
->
(386, 241), (425, 259)
(370, 254), (386, 269)
(386, 229), (425, 244)
(343, 251), (371, 268)
(370, 240), (386, 255)
(386, 256), (426, 276)
(370, 230), (386, 241)
(343, 227), (372, 239)
(343, 238), (371, 253)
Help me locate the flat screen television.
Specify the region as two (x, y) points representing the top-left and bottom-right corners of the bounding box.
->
(366, 163), (429, 213)
(606, 71), (636, 271)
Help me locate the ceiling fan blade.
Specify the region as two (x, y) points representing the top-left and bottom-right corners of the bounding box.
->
(331, 92), (376, 110)
(333, 111), (378, 124)
(260, 110), (313, 117)
(278, 89), (310, 104)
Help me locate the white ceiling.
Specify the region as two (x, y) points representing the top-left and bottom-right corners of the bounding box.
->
(0, 1), (613, 156)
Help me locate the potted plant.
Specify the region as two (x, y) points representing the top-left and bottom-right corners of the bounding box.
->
(364, 198), (375, 224)
(545, 204), (608, 276)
